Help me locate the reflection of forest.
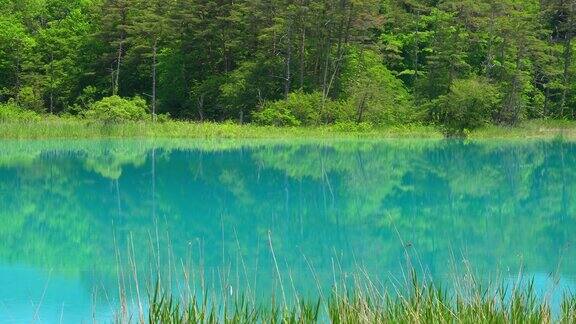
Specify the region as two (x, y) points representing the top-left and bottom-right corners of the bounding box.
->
(0, 139), (575, 296)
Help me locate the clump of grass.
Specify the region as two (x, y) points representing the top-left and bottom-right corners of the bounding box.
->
(123, 269), (576, 324)
(110, 229), (576, 324)
(148, 290), (321, 324)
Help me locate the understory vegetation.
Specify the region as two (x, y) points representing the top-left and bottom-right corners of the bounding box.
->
(1, 0), (575, 135)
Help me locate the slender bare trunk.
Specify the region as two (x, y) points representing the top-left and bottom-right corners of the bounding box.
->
(320, 36), (331, 119)
(321, 9), (334, 117)
(544, 86), (549, 117)
(197, 94), (205, 121)
(413, 11), (420, 98)
(285, 23), (292, 98)
(15, 56), (21, 92)
(299, 26), (305, 89)
(152, 39), (158, 122)
(49, 53), (54, 114)
(484, 5), (496, 80)
(560, 35), (572, 117)
(114, 39), (124, 96)
(113, 2), (127, 96)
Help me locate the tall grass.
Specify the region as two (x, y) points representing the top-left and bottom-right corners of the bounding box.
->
(0, 119), (442, 139)
(139, 273), (576, 323)
(110, 232), (576, 324)
(469, 119), (576, 139)
(2, 118), (576, 140)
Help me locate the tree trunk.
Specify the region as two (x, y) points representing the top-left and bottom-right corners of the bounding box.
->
(559, 35), (572, 117)
(197, 94), (205, 121)
(15, 56), (21, 92)
(152, 39), (158, 122)
(413, 11), (420, 98)
(113, 2), (127, 96)
(320, 35), (332, 119)
(285, 22), (292, 98)
(114, 39), (124, 96)
(356, 91), (369, 124)
(325, 3), (353, 102)
(484, 5), (496, 80)
(49, 53), (54, 114)
(544, 86), (549, 117)
(299, 23), (305, 89)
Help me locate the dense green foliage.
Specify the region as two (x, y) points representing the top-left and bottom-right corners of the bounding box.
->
(0, 0), (575, 132)
(433, 77), (502, 135)
(0, 101), (41, 121)
(83, 95), (149, 122)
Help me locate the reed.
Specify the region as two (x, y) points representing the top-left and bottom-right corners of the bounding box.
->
(110, 233), (576, 324)
(137, 273), (576, 323)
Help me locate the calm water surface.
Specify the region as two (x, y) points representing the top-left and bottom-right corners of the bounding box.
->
(0, 139), (575, 322)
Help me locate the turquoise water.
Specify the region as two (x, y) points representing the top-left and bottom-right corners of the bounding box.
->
(0, 139), (575, 322)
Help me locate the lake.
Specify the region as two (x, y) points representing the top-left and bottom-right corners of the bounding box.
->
(0, 139), (575, 322)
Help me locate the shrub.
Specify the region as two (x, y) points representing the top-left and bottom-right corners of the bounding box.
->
(432, 77), (501, 135)
(253, 91), (329, 126)
(0, 101), (41, 122)
(332, 121), (374, 132)
(84, 96), (150, 122)
(252, 102), (301, 126)
(340, 48), (418, 125)
(155, 112), (171, 123)
(16, 86), (44, 112)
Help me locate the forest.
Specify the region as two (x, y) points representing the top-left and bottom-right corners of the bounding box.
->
(0, 0), (575, 133)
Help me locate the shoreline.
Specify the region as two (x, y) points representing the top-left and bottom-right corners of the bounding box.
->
(0, 119), (575, 140)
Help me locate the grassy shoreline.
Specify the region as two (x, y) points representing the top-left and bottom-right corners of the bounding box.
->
(1, 119), (575, 140)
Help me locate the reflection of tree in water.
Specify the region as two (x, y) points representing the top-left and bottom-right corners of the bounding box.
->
(0, 139), (575, 296)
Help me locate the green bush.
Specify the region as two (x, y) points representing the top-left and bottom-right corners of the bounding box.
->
(83, 96), (150, 122)
(252, 102), (301, 126)
(155, 112), (171, 123)
(340, 48), (418, 125)
(0, 101), (41, 122)
(332, 121), (374, 132)
(16, 86), (44, 112)
(253, 91), (330, 126)
(433, 77), (501, 135)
